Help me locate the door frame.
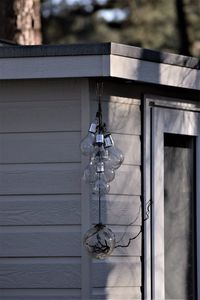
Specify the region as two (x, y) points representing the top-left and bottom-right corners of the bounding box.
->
(143, 95), (200, 300)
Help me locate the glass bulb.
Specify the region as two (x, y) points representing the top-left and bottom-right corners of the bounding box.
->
(107, 146), (124, 169)
(103, 166), (115, 182)
(92, 176), (110, 194)
(83, 161), (98, 183)
(80, 132), (95, 156)
(92, 145), (108, 163)
(83, 224), (116, 259)
(104, 133), (124, 169)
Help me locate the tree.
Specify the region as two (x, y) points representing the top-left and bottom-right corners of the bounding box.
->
(41, 0), (200, 57)
(0, 0), (42, 45)
(175, 0), (190, 56)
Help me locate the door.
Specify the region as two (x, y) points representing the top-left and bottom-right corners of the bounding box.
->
(144, 99), (200, 300)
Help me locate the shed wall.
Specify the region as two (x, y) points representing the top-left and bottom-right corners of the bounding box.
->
(0, 78), (142, 300)
(0, 79), (82, 300)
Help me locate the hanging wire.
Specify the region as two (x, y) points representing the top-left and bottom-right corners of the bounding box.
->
(96, 81), (103, 131)
(114, 199), (152, 249)
(98, 173), (102, 224)
(144, 199), (152, 221)
(115, 203), (141, 244)
(96, 81), (104, 224)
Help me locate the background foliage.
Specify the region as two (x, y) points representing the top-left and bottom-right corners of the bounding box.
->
(41, 0), (200, 57)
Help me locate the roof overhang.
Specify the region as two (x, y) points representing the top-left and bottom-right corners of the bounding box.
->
(0, 42), (199, 90)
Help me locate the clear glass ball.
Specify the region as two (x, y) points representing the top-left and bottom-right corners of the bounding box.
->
(83, 224), (116, 259)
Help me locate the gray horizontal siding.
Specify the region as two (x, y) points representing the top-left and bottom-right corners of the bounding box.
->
(92, 195), (141, 225)
(91, 99), (141, 135)
(0, 163), (81, 195)
(111, 226), (141, 257)
(0, 290), (81, 300)
(92, 287), (141, 299)
(0, 195), (81, 225)
(0, 79), (81, 103)
(109, 165), (141, 195)
(0, 258), (81, 288)
(0, 132), (80, 163)
(0, 100), (80, 133)
(0, 226), (81, 257)
(92, 257), (141, 287)
(0, 79), (83, 298)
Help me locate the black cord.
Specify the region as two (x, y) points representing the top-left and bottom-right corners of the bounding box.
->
(115, 228), (142, 249)
(98, 172), (102, 224)
(114, 200), (152, 249)
(96, 82), (103, 131)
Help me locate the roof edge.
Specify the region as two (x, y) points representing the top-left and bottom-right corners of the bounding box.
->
(0, 43), (111, 58)
(110, 42), (200, 70)
(0, 42), (199, 70)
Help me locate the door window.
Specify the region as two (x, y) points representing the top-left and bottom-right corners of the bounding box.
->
(164, 134), (196, 299)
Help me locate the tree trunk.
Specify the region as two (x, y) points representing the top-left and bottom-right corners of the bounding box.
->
(175, 0), (190, 56)
(0, 0), (42, 45)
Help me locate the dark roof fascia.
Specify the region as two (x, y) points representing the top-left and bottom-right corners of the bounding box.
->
(0, 42), (199, 70)
(0, 43), (111, 58)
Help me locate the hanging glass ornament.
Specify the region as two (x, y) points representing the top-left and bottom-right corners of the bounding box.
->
(83, 223), (116, 259)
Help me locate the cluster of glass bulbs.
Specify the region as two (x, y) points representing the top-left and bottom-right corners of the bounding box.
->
(80, 113), (124, 195)
(81, 110), (124, 259)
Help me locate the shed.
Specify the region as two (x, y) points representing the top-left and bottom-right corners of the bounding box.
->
(0, 42), (199, 300)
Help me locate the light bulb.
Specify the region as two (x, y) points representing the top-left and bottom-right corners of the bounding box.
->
(80, 119), (98, 156)
(95, 160), (115, 183)
(80, 132), (95, 156)
(92, 145), (108, 164)
(92, 176), (110, 194)
(103, 165), (115, 182)
(107, 146), (124, 169)
(104, 133), (124, 169)
(83, 224), (116, 259)
(83, 161), (98, 183)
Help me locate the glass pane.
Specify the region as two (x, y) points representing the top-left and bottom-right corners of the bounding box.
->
(164, 134), (196, 300)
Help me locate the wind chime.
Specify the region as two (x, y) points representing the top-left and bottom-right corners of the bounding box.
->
(80, 82), (150, 259)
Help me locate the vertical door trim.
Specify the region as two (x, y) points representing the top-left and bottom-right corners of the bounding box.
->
(143, 97), (152, 300)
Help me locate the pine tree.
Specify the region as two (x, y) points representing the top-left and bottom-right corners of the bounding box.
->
(0, 0), (42, 45)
